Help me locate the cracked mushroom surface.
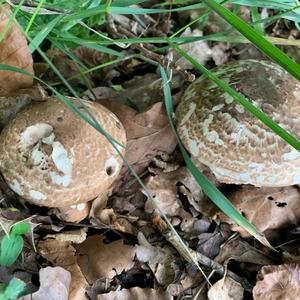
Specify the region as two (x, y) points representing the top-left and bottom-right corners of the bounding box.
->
(176, 59), (300, 187)
(0, 97), (126, 207)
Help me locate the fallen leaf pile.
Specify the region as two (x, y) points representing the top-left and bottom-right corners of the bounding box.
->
(1, 3), (300, 300)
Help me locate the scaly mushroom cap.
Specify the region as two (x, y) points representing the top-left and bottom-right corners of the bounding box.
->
(0, 97), (126, 207)
(176, 59), (300, 187)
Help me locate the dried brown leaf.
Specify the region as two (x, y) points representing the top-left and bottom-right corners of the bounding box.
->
(19, 266), (71, 300)
(135, 232), (176, 286)
(0, 4), (33, 96)
(75, 236), (136, 283)
(208, 276), (244, 300)
(143, 167), (207, 232)
(168, 28), (211, 70)
(38, 238), (89, 300)
(215, 237), (273, 266)
(101, 101), (177, 181)
(218, 186), (300, 237)
(253, 264), (300, 300)
(97, 287), (172, 300)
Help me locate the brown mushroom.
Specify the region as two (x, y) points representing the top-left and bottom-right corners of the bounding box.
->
(176, 59), (300, 187)
(0, 97), (126, 207)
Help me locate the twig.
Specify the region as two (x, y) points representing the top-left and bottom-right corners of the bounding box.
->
(152, 214), (253, 293)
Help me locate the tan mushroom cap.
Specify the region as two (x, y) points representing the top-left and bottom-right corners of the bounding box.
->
(176, 59), (300, 187)
(0, 97), (126, 207)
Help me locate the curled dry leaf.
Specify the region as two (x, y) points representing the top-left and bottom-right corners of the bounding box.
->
(0, 4), (33, 96)
(253, 264), (300, 300)
(19, 266), (71, 300)
(38, 237), (89, 300)
(217, 186), (300, 237)
(168, 28), (211, 70)
(143, 166), (209, 233)
(97, 287), (172, 300)
(208, 276), (244, 300)
(74, 236), (136, 283)
(135, 232), (176, 286)
(92, 208), (138, 235)
(143, 167), (194, 232)
(215, 237), (273, 267)
(101, 100), (177, 181)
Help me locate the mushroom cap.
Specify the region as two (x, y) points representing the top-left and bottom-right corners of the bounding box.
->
(176, 59), (300, 187)
(55, 202), (91, 223)
(0, 97), (126, 207)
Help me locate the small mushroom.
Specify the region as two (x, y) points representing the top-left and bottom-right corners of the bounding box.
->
(176, 59), (300, 187)
(0, 97), (126, 207)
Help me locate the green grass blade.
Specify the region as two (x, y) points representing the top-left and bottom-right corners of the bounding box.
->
(202, 0), (300, 81)
(28, 15), (63, 53)
(159, 65), (273, 249)
(25, 0), (46, 33)
(170, 43), (300, 152)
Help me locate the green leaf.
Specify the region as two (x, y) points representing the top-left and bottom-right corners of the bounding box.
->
(0, 235), (23, 267)
(0, 277), (26, 300)
(10, 222), (29, 236)
(159, 65), (273, 249)
(29, 15), (63, 53)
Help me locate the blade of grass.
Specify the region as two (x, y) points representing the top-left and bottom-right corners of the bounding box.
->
(25, 0), (46, 33)
(170, 42), (300, 152)
(159, 65), (273, 249)
(202, 0), (300, 81)
(28, 15), (63, 53)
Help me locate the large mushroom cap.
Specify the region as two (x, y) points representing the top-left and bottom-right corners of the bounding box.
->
(0, 97), (126, 207)
(176, 59), (300, 187)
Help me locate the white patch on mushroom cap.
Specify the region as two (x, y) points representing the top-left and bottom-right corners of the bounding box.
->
(112, 142), (125, 155)
(224, 94), (234, 104)
(203, 114), (224, 145)
(292, 169), (300, 184)
(9, 179), (23, 196)
(281, 149), (300, 161)
(293, 89), (300, 101)
(105, 156), (119, 177)
(249, 163), (265, 172)
(180, 126), (199, 156)
(235, 104), (245, 113)
(180, 102), (196, 125)
(49, 141), (72, 187)
(31, 144), (44, 165)
(29, 190), (46, 200)
(76, 203), (86, 211)
(20, 123), (53, 147)
(42, 132), (55, 145)
(212, 104), (224, 111)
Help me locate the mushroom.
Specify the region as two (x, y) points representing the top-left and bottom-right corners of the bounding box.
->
(54, 201), (92, 223)
(0, 97), (126, 207)
(176, 59), (300, 187)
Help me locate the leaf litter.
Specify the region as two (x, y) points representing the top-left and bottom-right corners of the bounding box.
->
(0, 2), (300, 300)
